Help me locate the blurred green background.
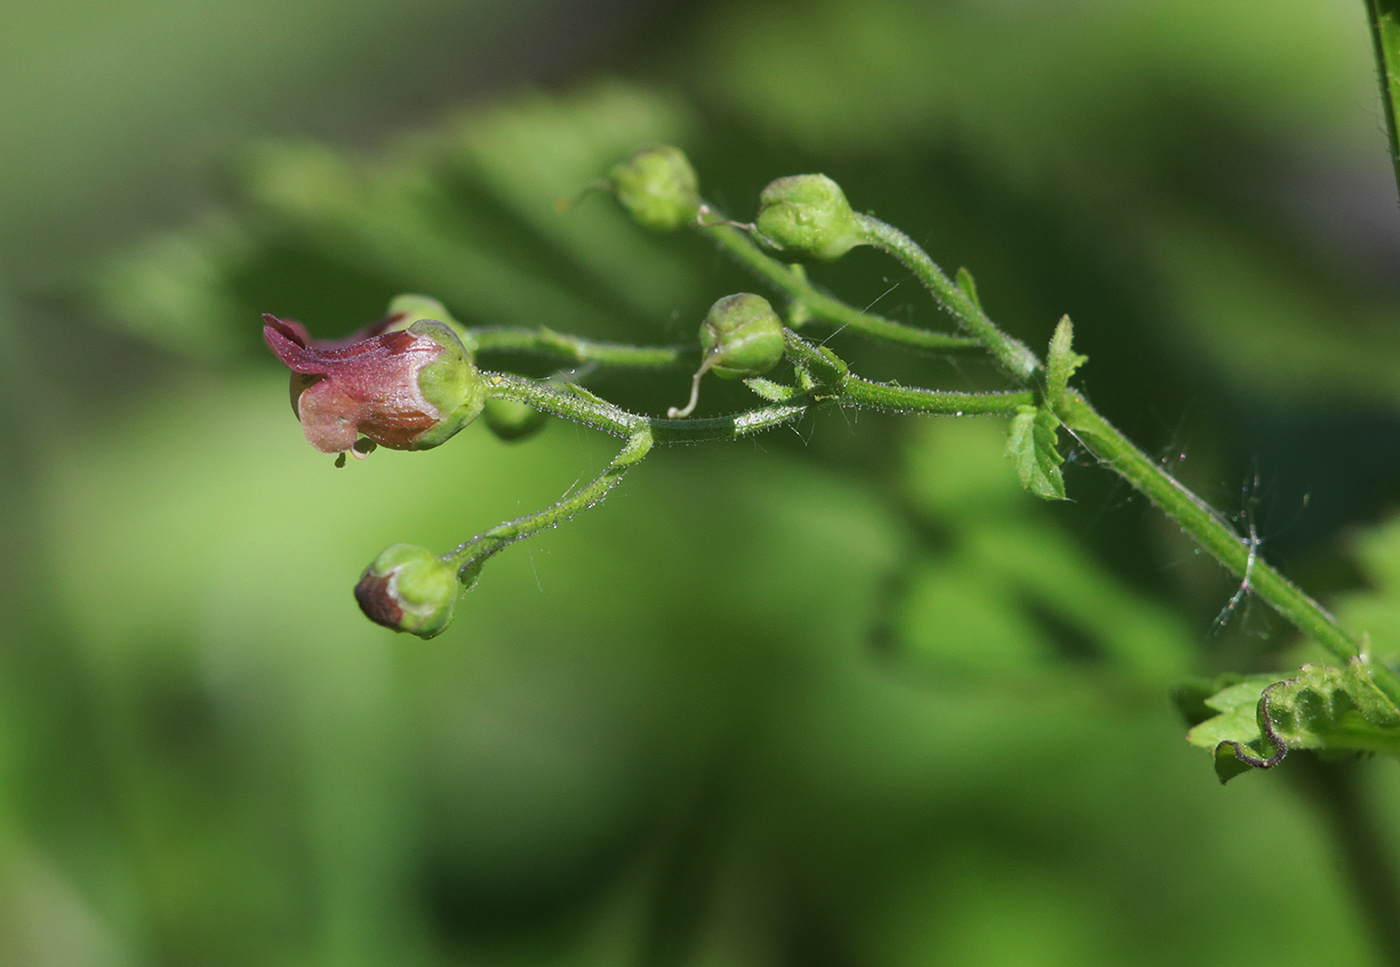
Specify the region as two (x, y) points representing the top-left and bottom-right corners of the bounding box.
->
(4, 0), (1400, 964)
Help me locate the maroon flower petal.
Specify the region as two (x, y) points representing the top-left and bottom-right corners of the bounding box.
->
(295, 378), (366, 453)
(264, 310), (471, 454)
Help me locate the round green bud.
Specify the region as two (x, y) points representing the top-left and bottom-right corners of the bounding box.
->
(354, 543), (458, 639)
(408, 319), (489, 450)
(754, 174), (865, 261)
(700, 293), (785, 380)
(482, 397), (548, 442)
(609, 145), (701, 232)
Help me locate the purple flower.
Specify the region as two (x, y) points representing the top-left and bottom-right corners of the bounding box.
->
(263, 312), (487, 455)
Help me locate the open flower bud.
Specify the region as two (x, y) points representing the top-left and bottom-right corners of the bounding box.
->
(754, 174), (865, 261)
(264, 313), (488, 455)
(609, 145), (701, 232)
(354, 544), (458, 638)
(701, 293), (785, 380)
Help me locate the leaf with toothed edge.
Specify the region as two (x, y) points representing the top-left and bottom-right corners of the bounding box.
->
(1046, 315), (1087, 406)
(1006, 404), (1067, 501)
(1183, 659), (1400, 783)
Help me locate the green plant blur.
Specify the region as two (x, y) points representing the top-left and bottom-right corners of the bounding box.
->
(3, 1), (1400, 965)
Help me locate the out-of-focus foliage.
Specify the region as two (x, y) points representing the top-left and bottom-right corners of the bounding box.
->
(5, 1), (1400, 965)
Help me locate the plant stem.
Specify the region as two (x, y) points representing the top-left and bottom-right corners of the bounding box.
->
(1366, 0), (1400, 200)
(485, 372), (810, 443)
(486, 357), (1395, 693)
(486, 372), (642, 436)
(695, 216), (983, 355)
(844, 377), (1033, 416)
(856, 214), (1041, 382)
(444, 429), (653, 583)
(1054, 390), (1364, 663)
(853, 218), (1400, 686)
(469, 326), (688, 368)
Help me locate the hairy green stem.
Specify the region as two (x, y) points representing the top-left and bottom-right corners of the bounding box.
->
(782, 328), (1035, 415)
(483, 350), (1395, 696)
(1055, 391), (1400, 698)
(444, 429), (653, 583)
(485, 372), (642, 436)
(695, 215), (983, 355)
(470, 326), (687, 368)
(853, 219), (1400, 690)
(845, 377), (1033, 416)
(856, 214), (1042, 382)
(485, 372), (813, 443)
(1366, 0), (1400, 200)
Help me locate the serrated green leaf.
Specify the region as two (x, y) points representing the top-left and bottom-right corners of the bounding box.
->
(1185, 659), (1400, 782)
(1046, 315), (1087, 406)
(1006, 405), (1066, 500)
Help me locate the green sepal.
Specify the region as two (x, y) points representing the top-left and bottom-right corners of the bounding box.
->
(1046, 315), (1087, 407)
(1006, 404), (1067, 500)
(753, 174), (865, 262)
(1185, 659), (1400, 783)
(408, 319), (488, 449)
(608, 144), (701, 232)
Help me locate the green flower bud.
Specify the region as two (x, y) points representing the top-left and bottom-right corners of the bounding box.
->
(754, 174), (865, 261)
(609, 145), (701, 232)
(701, 293), (785, 380)
(354, 544), (458, 638)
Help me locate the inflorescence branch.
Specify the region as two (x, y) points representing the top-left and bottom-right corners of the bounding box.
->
(274, 143), (1397, 694)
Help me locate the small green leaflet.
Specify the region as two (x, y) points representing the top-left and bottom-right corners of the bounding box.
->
(955, 266), (982, 311)
(743, 376), (799, 402)
(1006, 405), (1067, 501)
(1046, 315), (1087, 407)
(1182, 658), (1400, 783)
